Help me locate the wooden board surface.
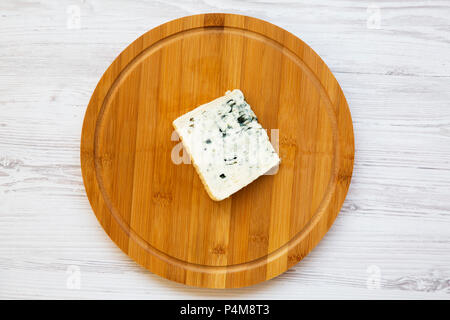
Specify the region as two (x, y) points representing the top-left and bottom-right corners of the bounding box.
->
(80, 13), (354, 288)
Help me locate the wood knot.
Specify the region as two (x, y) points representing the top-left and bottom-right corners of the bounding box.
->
(337, 171), (353, 183)
(211, 244), (226, 255)
(250, 234), (269, 244)
(278, 136), (297, 163)
(345, 154), (355, 161)
(0, 157), (23, 169)
(95, 153), (113, 168)
(204, 13), (225, 27)
(81, 149), (94, 166)
(152, 191), (173, 206)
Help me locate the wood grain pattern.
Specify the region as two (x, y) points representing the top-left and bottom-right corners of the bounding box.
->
(1, 0), (449, 298)
(80, 13), (354, 288)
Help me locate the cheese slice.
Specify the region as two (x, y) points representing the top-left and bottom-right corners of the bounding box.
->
(172, 89), (280, 201)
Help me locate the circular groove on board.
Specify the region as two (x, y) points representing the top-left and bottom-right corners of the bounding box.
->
(94, 27), (338, 270)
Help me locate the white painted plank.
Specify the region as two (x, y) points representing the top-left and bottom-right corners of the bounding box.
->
(0, 0), (449, 299)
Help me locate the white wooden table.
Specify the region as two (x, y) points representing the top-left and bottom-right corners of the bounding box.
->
(1, 0), (449, 299)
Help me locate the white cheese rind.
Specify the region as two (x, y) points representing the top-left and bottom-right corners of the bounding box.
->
(173, 89), (280, 201)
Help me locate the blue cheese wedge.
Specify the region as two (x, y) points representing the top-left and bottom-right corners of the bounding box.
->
(172, 89), (280, 201)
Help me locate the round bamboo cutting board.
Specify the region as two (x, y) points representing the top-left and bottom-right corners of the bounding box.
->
(81, 13), (354, 288)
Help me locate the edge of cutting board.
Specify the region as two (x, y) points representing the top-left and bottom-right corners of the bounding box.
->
(80, 13), (355, 288)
